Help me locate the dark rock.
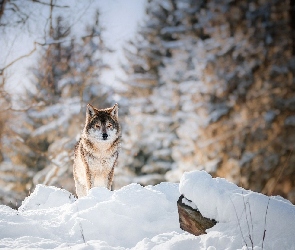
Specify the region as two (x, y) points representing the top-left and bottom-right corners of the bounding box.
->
(177, 195), (217, 236)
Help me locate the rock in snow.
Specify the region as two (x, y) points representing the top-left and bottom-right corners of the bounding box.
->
(0, 170), (294, 249)
(177, 195), (216, 236)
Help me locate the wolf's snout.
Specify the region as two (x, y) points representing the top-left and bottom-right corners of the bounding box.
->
(102, 133), (108, 140)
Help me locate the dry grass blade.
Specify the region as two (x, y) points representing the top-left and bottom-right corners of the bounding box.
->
(261, 197), (270, 250)
(230, 196), (249, 250)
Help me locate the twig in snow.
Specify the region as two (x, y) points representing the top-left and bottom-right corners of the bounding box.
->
(242, 193), (254, 249)
(261, 197), (270, 250)
(230, 196), (249, 250)
(247, 201), (254, 246)
(69, 194), (86, 244)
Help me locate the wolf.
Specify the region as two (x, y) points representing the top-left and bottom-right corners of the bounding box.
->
(73, 103), (121, 198)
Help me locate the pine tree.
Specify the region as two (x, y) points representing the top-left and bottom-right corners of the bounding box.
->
(117, 0), (201, 186)
(0, 79), (24, 207)
(120, 0), (295, 202)
(11, 11), (113, 195)
(166, 0), (295, 203)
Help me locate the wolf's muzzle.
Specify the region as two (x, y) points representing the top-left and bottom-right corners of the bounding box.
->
(102, 133), (108, 140)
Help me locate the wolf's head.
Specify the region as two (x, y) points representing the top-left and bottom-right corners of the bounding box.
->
(83, 103), (120, 143)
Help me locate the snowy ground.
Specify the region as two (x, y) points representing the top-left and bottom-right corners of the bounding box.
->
(0, 170), (294, 249)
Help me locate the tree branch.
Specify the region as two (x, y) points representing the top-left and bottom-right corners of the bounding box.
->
(32, 0), (69, 8)
(0, 42), (38, 75)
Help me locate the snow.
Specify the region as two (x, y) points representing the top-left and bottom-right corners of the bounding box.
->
(0, 171), (295, 249)
(180, 171), (295, 250)
(0, 183), (181, 249)
(29, 97), (81, 138)
(181, 197), (197, 210)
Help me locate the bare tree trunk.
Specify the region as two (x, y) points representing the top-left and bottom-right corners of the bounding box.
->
(0, 0), (7, 20)
(291, 0), (295, 55)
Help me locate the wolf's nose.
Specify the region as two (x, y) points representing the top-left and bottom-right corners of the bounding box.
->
(102, 133), (108, 140)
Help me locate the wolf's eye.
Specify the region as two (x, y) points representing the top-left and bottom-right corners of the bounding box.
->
(107, 124), (113, 129)
(95, 124), (100, 129)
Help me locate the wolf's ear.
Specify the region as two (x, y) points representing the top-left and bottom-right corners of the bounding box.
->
(110, 103), (118, 119)
(86, 104), (96, 118)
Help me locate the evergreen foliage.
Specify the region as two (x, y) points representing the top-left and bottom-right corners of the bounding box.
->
(120, 0), (295, 202)
(1, 0), (294, 206)
(9, 12), (113, 197)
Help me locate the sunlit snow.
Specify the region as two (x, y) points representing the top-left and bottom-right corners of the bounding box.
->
(0, 171), (294, 249)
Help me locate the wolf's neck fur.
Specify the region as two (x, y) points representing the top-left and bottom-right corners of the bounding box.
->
(80, 135), (120, 158)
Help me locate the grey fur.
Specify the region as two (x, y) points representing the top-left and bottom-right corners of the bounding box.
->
(73, 103), (121, 198)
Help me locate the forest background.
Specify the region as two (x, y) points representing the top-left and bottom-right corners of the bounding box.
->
(0, 0), (294, 208)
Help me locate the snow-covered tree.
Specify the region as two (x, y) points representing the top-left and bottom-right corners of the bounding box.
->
(117, 0), (201, 186)
(0, 79), (24, 207)
(120, 0), (295, 202)
(11, 12), (113, 195)
(0, 81), (8, 163)
(166, 0), (295, 202)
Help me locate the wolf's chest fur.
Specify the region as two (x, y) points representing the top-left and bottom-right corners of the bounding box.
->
(73, 103), (121, 198)
(75, 141), (117, 185)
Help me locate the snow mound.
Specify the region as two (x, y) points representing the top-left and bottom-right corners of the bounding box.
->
(0, 171), (294, 249)
(0, 183), (181, 249)
(180, 170), (295, 250)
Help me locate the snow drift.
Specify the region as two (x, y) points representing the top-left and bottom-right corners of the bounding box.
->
(0, 170), (294, 249)
(180, 171), (295, 250)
